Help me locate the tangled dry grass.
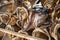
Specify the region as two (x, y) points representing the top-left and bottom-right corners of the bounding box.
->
(0, 0), (60, 40)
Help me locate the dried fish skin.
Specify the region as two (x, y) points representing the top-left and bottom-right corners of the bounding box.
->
(2, 24), (15, 40)
(32, 28), (51, 40)
(33, 13), (48, 27)
(23, 1), (32, 10)
(9, 16), (17, 25)
(51, 4), (60, 22)
(13, 7), (28, 21)
(0, 13), (9, 24)
(44, 0), (57, 9)
(12, 30), (28, 40)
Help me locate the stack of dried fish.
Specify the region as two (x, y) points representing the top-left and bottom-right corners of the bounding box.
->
(0, 0), (60, 40)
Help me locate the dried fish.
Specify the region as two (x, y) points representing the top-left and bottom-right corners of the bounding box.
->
(2, 24), (14, 40)
(12, 30), (28, 40)
(0, 0), (60, 40)
(32, 28), (51, 40)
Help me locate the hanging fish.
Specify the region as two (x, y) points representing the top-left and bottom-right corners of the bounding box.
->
(32, 0), (49, 27)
